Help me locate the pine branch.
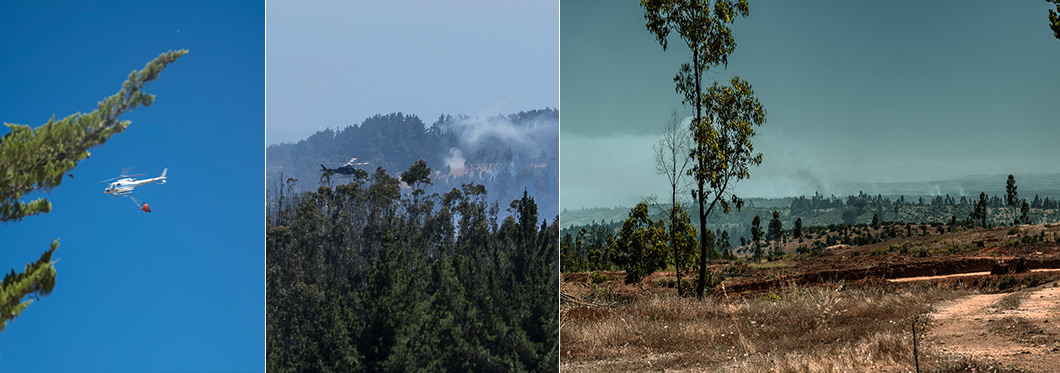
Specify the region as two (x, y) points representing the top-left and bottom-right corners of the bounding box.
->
(0, 239), (58, 333)
(0, 50), (187, 222)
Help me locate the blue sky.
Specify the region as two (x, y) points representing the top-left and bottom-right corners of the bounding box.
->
(0, 2), (263, 372)
(561, 1), (1060, 210)
(266, 0), (559, 145)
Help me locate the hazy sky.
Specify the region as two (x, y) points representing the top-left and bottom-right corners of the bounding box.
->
(561, 0), (1060, 210)
(266, 0), (559, 145)
(0, 2), (263, 371)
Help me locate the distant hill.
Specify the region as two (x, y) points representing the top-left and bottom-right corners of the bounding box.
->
(830, 173), (1060, 199)
(267, 109), (559, 220)
(562, 173), (1060, 229)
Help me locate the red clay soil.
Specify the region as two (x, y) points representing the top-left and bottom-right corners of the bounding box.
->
(564, 225), (1060, 299)
(724, 257), (1060, 294)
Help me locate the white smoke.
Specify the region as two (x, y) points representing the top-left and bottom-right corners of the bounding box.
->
(445, 114), (556, 158)
(444, 147), (467, 177)
(435, 111), (558, 178)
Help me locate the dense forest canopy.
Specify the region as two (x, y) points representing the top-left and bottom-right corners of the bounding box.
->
(267, 162), (558, 371)
(266, 109), (558, 219)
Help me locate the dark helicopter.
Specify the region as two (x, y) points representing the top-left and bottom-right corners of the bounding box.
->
(321, 157), (368, 175)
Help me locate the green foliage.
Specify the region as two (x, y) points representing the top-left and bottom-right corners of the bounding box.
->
(1049, 0), (1060, 39)
(0, 240), (58, 333)
(400, 159), (432, 189)
(671, 204), (700, 274)
(654, 110), (696, 294)
(767, 210), (782, 243)
(267, 166), (557, 371)
(1006, 174), (1020, 224)
(767, 210), (782, 259)
(1, 50), (186, 222)
(715, 229), (731, 259)
(610, 203), (669, 284)
(970, 192), (989, 228)
(560, 221), (616, 272)
(641, 0), (762, 300)
(0, 51), (184, 335)
(750, 215), (764, 259)
(590, 271), (608, 284)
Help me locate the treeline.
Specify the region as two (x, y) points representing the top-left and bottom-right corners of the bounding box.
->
(266, 161), (558, 371)
(791, 191), (1060, 216)
(562, 188), (1060, 275)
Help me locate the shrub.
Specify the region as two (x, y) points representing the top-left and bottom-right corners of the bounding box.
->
(997, 275), (1018, 291)
(590, 271), (608, 284)
(945, 244), (962, 255)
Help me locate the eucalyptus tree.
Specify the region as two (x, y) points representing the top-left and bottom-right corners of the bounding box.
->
(641, 0), (765, 298)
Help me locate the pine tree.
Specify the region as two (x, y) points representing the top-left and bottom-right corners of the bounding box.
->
(970, 192), (989, 228)
(767, 210), (782, 259)
(0, 50), (186, 333)
(1006, 175), (1019, 224)
(716, 229), (731, 259)
(750, 215), (763, 260)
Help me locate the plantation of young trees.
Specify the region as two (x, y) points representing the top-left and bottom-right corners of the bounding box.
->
(266, 161), (558, 371)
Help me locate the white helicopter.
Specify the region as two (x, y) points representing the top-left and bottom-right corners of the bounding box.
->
(99, 168), (167, 212)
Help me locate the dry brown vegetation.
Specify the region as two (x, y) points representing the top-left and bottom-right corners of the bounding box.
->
(563, 281), (970, 372)
(562, 224), (1060, 372)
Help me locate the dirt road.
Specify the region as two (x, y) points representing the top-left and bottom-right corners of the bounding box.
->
(925, 284), (1060, 371)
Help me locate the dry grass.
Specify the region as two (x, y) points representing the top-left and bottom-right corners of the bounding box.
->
(991, 292), (1026, 311)
(562, 282), (973, 372)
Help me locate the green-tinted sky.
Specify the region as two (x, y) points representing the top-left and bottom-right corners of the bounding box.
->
(561, 0), (1060, 210)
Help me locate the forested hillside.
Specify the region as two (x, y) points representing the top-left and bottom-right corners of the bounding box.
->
(267, 163), (558, 371)
(266, 109), (558, 219)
